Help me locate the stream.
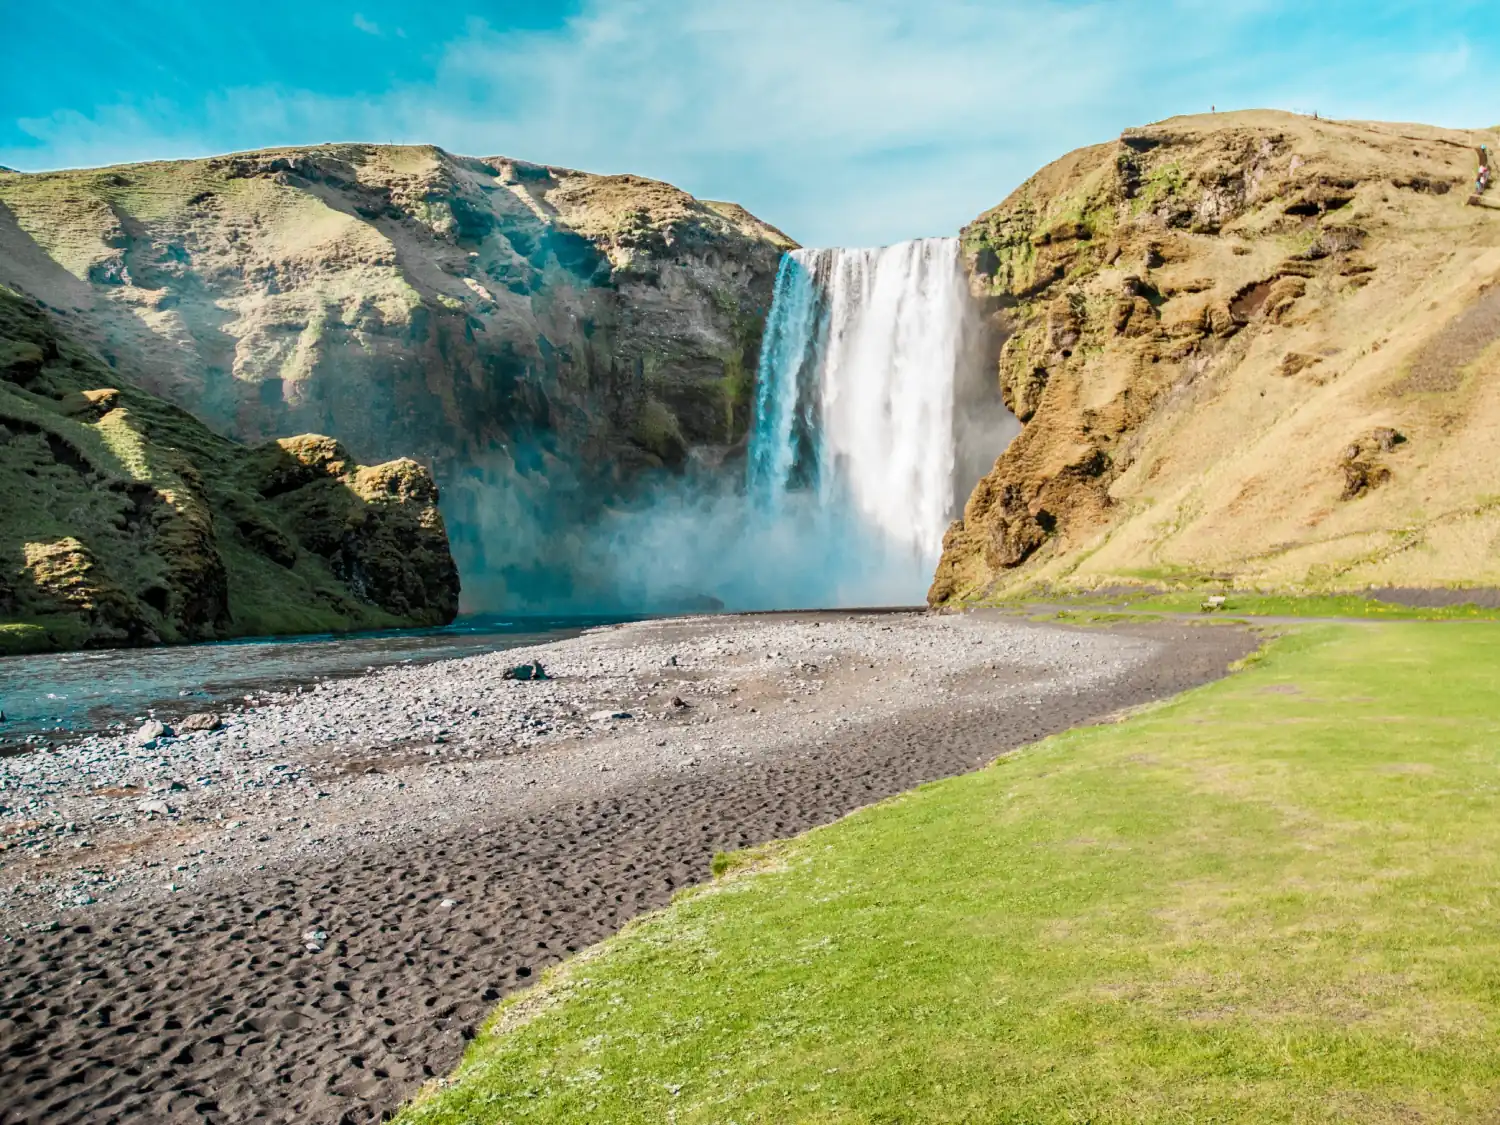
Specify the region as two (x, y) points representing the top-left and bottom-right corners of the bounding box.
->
(0, 614), (638, 747)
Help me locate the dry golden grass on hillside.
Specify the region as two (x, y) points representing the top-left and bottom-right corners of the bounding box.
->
(933, 110), (1500, 603)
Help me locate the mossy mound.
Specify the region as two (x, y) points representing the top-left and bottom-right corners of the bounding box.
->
(0, 286), (459, 654)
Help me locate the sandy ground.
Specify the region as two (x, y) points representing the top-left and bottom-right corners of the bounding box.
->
(0, 610), (1256, 1125)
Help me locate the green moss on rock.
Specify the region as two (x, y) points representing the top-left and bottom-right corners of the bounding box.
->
(0, 286), (460, 654)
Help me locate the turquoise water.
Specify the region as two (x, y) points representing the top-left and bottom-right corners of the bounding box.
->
(0, 614), (637, 745)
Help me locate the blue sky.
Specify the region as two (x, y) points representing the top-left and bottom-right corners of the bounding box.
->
(4, 1), (1498, 246)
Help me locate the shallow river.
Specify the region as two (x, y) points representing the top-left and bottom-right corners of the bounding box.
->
(0, 614), (637, 745)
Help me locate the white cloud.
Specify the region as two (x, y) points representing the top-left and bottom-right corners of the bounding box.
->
(352, 13), (382, 36)
(5, 0), (1496, 245)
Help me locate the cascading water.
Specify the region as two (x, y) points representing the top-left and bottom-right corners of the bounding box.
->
(459, 237), (1013, 614)
(746, 237), (1010, 604)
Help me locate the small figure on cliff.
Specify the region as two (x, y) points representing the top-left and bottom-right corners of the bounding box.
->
(1476, 145), (1492, 194)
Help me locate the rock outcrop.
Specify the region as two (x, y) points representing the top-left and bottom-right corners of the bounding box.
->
(932, 110), (1500, 604)
(0, 146), (794, 605)
(0, 285), (458, 654)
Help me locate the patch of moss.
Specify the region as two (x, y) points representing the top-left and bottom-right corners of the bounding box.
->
(628, 398), (688, 465)
(0, 621), (58, 655)
(1133, 160), (1188, 213)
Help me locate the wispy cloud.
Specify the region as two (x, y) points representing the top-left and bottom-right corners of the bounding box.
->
(5, 0), (1495, 245)
(352, 13), (381, 36)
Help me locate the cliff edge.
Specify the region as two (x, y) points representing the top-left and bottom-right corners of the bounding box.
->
(0, 147), (794, 472)
(0, 286), (458, 654)
(0, 146), (794, 604)
(932, 110), (1500, 604)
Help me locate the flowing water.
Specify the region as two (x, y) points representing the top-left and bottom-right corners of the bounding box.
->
(746, 238), (1016, 604)
(0, 615), (636, 745)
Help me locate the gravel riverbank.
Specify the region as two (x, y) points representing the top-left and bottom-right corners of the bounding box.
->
(0, 610), (1256, 1124)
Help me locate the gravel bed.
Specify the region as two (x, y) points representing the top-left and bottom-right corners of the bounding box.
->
(0, 610), (1256, 1124)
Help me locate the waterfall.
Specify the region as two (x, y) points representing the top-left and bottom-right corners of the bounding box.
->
(464, 237), (1011, 616)
(747, 238), (1005, 603)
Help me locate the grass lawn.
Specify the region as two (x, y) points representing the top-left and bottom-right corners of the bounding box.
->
(399, 624), (1500, 1124)
(1132, 592), (1500, 621)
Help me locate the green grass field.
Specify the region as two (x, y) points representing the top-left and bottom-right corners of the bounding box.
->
(992, 587), (1500, 621)
(1133, 591), (1500, 621)
(400, 623), (1500, 1124)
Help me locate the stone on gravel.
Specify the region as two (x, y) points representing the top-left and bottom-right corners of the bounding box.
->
(134, 720), (173, 746)
(177, 712), (223, 733)
(503, 660), (548, 681)
(136, 799), (173, 816)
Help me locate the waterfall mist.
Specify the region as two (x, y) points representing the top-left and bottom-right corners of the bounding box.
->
(446, 237), (1016, 614)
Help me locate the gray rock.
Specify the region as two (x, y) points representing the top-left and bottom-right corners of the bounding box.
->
(136, 799), (173, 816)
(134, 720), (173, 746)
(177, 712), (222, 733)
(503, 660), (548, 682)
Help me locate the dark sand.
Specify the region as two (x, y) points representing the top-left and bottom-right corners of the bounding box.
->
(0, 615), (1255, 1124)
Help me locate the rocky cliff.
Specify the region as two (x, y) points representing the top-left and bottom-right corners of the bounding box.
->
(0, 147), (795, 605)
(932, 110), (1500, 604)
(0, 285), (458, 654)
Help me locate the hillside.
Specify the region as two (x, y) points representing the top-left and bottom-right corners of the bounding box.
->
(0, 146), (795, 604)
(931, 110), (1500, 604)
(0, 285), (458, 654)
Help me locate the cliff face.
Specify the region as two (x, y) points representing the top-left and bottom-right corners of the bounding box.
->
(0, 147), (795, 604)
(932, 110), (1500, 604)
(0, 286), (458, 654)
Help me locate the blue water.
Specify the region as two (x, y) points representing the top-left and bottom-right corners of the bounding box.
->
(748, 251), (824, 505)
(0, 614), (638, 745)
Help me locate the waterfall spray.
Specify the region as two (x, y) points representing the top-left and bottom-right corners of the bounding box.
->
(456, 237), (1012, 613)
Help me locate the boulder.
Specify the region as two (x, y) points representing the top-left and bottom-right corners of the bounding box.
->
(503, 660), (549, 681)
(135, 720), (173, 746)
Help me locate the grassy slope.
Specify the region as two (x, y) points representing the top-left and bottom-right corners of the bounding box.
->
(401, 623), (1500, 1124)
(932, 111), (1500, 606)
(1000, 590), (1500, 621)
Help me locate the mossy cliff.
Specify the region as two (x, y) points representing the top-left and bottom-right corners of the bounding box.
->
(0, 147), (794, 487)
(932, 110), (1500, 604)
(0, 286), (458, 654)
(0, 147), (793, 603)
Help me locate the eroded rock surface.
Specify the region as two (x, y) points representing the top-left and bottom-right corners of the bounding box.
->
(933, 110), (1500, 602)
(0, 147), (794, 486)
(0, 286), (458, 653)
